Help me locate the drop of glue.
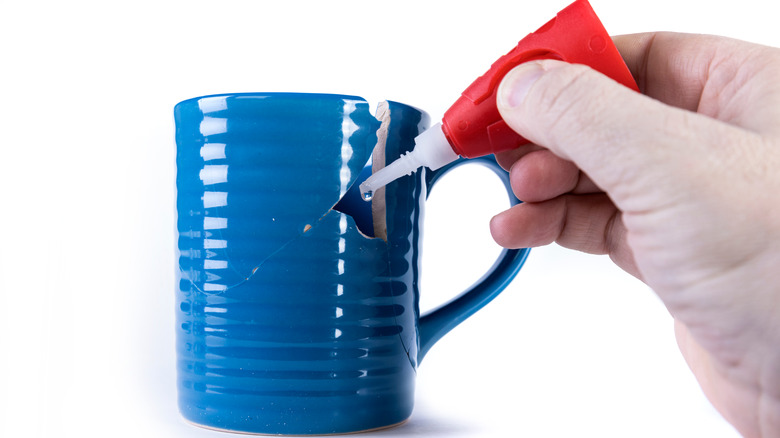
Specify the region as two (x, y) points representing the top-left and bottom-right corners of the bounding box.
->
(361, 189), (373, 202)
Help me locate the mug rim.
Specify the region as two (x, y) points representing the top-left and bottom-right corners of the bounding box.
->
(174, 92), (428, 120)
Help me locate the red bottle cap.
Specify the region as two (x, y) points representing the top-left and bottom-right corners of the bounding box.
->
(442, 0), (639, 158)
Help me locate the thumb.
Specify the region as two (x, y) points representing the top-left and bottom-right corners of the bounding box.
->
(496, 59), (728, 211)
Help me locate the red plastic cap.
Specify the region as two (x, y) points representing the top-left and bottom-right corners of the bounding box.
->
(442, 0), (639, 158)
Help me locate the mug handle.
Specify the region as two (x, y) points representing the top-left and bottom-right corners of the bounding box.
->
(418, 155), (530, 361)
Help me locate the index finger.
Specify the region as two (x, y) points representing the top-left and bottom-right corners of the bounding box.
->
(614, 32), (780, 135)
(613, 32), (720, 111)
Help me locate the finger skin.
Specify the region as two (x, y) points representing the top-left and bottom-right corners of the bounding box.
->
(494, 143), (545, 171)
(613, 32), (780, 135)
(612, 32), (713, 111)
(489, 194), (638, 277)
(506, 149), (599, 202)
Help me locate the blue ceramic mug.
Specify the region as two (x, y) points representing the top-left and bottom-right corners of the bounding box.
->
(174, 93), (530, 435)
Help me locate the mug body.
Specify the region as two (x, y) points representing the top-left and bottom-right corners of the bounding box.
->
(174, 93), (429, 434)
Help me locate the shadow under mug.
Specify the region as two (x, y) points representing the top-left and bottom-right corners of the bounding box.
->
(174, 93), (530, 435)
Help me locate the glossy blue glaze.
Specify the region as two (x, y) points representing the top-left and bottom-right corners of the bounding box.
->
(174, 93), (529, 435)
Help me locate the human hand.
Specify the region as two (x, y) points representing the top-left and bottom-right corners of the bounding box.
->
(490, 32), (780, 438)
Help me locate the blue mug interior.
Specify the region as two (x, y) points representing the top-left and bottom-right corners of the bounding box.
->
(334, 161), (374, 237)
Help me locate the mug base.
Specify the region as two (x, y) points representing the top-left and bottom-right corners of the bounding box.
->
(183, 417), (410, 436)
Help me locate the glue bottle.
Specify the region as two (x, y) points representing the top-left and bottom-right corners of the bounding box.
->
(359, 0), (639, 200)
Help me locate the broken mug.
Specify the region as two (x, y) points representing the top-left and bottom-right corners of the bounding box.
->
(174, 92), (529, 435)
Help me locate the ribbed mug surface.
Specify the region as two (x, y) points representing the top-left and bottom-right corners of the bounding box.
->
(174, 93), (427, 434)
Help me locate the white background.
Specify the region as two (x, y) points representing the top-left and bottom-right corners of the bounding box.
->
(0, 0), (774, 436)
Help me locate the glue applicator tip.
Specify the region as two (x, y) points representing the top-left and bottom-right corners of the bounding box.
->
(359, 123), (458, 201)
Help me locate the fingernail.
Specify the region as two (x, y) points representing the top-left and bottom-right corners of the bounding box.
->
(498, 62), (545, 108)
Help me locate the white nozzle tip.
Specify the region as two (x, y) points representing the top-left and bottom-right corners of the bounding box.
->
(358, 123), (459, 202)
(359, 155), (417, 201)
(358, 181), (375, 201)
